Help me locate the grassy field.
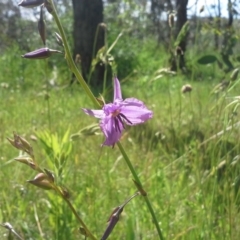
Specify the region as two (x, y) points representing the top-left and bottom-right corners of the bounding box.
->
(1, 41), (240, 240)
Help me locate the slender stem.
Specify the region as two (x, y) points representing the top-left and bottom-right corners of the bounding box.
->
(49, 0), (100, 109)
(64, 198), (97, 240)
(88, 24), (100, 85)
(117, 142), (164, 240)
(53, 185), (97, 240)
(102, 26), (108, 95)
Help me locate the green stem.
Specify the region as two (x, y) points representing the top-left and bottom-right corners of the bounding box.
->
(88, 24), (100, 85)
(49, 0), (100, 109)
(117, 142), (164, 240)
(102, 26), (108, 95)
(53, 185), (97, 240)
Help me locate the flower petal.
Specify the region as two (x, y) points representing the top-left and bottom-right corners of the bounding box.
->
(121, 98), (145, 107)
(82, 108), (104, 118)
(100, 116), (123, 146)
(120, 98), (153, 125)
(113, 78), (122, 101)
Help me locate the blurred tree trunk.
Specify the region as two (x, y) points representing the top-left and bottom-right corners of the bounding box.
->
(171, 0), (188, 71)
(150, 0), (164, 42)
(72, 0), (104, 87)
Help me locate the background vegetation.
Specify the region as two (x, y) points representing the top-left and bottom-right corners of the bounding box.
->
(1, 0), (240, 239)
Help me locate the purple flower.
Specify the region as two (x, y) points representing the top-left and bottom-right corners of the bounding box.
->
(83, 78), (153, 147)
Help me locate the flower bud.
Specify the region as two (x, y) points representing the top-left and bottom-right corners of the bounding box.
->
(7, 133), (32, 155)
(101, 192), (139, 240)
(18, 135), (33, 154)
(101, 206), (123, 240)
(27, 173), (53, 190)
(18, 0), (44, 8)
(38, 6), (46, 45)
(22, 48), (62, 59)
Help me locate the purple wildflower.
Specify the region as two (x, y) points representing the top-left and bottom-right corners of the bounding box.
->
(83, 78), (153, 147)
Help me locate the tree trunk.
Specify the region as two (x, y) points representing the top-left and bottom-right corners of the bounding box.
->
(171, 0), (188, 71)
(72, 0), (104, 87)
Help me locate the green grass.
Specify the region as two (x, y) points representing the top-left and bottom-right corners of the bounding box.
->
(1, 44), (240, 240)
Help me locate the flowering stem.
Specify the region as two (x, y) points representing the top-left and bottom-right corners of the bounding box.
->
(48, 1), (163, 239)
(49, 0), (100, 109)
(117, 142), (164, 240)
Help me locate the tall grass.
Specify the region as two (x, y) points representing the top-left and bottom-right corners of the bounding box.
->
(1, 12), (240, 240)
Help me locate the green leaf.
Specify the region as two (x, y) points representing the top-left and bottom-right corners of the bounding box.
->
(197, 55), (217, 65)
(174, 21), (189, 47)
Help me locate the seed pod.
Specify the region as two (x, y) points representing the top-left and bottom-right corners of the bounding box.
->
(18, 0), (44, 8)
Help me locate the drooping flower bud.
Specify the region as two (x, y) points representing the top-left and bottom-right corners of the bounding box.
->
(38, 5), (46, 45)
(22, 48), (62, 59)
(18, 0), (44, 8)
(44, 0), (54, 14)
(101, 192), (139, 240)
(101, 206), (123, 240)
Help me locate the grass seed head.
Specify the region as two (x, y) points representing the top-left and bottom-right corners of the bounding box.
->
(181, 84), (192, 93)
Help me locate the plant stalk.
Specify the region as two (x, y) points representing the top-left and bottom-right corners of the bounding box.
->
(53, 185), (97, 240)
(117, 142), (164, 240)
